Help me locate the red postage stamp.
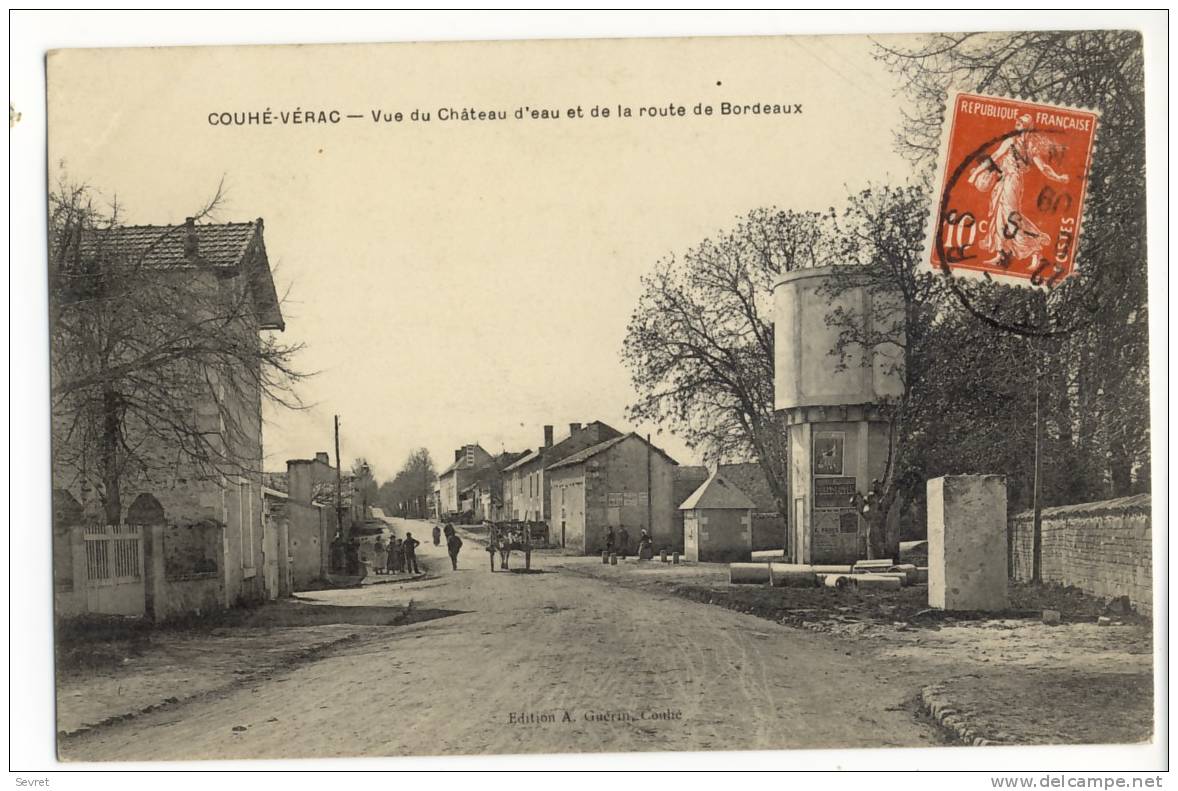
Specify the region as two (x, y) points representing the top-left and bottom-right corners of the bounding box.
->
(928, 91), (1099, 287)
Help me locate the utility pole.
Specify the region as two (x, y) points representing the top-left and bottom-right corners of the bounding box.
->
(334, 414), (344, 540)
(1029, 291), (1047, 584)
(646, 433), (653, 536)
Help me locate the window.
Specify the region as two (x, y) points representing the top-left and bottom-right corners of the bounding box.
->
(239, 480), (255, 573)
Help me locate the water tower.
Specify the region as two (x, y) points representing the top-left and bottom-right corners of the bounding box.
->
(773, 266), (904, 563)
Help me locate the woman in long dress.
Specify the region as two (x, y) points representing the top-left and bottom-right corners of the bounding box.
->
(968, 114), (1070, 267)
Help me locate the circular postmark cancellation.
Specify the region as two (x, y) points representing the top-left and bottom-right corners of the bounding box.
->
(927, 91), (1100, 288)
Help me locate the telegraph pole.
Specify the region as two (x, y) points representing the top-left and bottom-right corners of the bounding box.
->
(1029, 291), (1047, 583)
(334, 414), (344, 539)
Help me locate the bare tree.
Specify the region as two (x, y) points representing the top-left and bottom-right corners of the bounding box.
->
(876, 30), (1150, 497)
(622, 208), (841, 522)
(49, 180), (308, 524)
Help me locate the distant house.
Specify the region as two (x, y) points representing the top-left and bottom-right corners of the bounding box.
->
(266, 451), (370, 590)
(546, 433), (679, 554)
(463, 451), (528, 522)
(504, 422), (623, 524)
(437, 444), (494, 517)
(680, 472), (756, 562)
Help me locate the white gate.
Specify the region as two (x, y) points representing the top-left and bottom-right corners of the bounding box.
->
(83, 525), (145, 615)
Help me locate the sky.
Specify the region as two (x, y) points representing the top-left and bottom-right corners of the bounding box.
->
(47, 33), (913, 481)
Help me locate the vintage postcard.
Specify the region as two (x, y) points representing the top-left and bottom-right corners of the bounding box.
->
(43, 27), (1156, 766)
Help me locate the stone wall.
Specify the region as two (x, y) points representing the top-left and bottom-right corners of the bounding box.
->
(1010, 494), (1152, 615)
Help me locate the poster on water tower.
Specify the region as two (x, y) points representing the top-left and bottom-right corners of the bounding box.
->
(28, 11), (1159, 773)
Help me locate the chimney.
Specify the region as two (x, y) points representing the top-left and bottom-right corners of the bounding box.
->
(569, 423), (581, 437)
(543, 425), (554, 448)
(184, 217), (198, 258)
(314, 451), (330, 466)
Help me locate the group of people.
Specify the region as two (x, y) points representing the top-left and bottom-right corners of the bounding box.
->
(330, 534), (364, 576)
(604, 525), (654, 559)
(373, 533), (421, 575)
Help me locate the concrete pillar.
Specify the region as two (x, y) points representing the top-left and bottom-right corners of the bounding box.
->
(927, 475), (1008, 611)
(144, 524), (167, 622)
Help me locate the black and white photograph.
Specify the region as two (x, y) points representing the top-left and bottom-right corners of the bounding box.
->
(9, 10), (1167, 778)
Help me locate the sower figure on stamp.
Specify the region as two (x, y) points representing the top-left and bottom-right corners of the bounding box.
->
(968, 113), (1069, 268)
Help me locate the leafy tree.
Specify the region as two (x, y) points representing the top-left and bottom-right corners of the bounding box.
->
(622, 208), (841, 524)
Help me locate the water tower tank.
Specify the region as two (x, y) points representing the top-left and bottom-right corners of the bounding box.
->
(773, 266), (904, 415)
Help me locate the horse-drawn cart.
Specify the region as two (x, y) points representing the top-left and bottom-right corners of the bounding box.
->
(485, 521), (548, 571)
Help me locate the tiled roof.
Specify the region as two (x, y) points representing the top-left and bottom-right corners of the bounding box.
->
(79, 221), (258, 269)
(75, 220), (284, 330)
(546, 432), (678, 471)
(717, 463), (779, 513)
(679, 472), (757, 511)
(675, 465), (709, 481)
(503, 448), (541, 472)
(495, 450), (528, 470)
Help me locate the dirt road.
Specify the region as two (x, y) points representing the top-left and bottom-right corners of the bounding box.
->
(61, 520), (940, 761)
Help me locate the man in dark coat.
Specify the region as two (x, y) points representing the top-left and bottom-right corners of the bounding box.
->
(402, 532), (421, 574)
(605, 526), (616, 555)
(447, 532), (463, 571)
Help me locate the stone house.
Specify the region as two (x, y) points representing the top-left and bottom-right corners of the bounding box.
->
(546, 433), (678, 554)
(437, 444), (494, 517)
(503, 422), (623, 523)
(51, 218), (284, 610)
(463, 450), (528, 523)
(680, 472), (756, 563)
